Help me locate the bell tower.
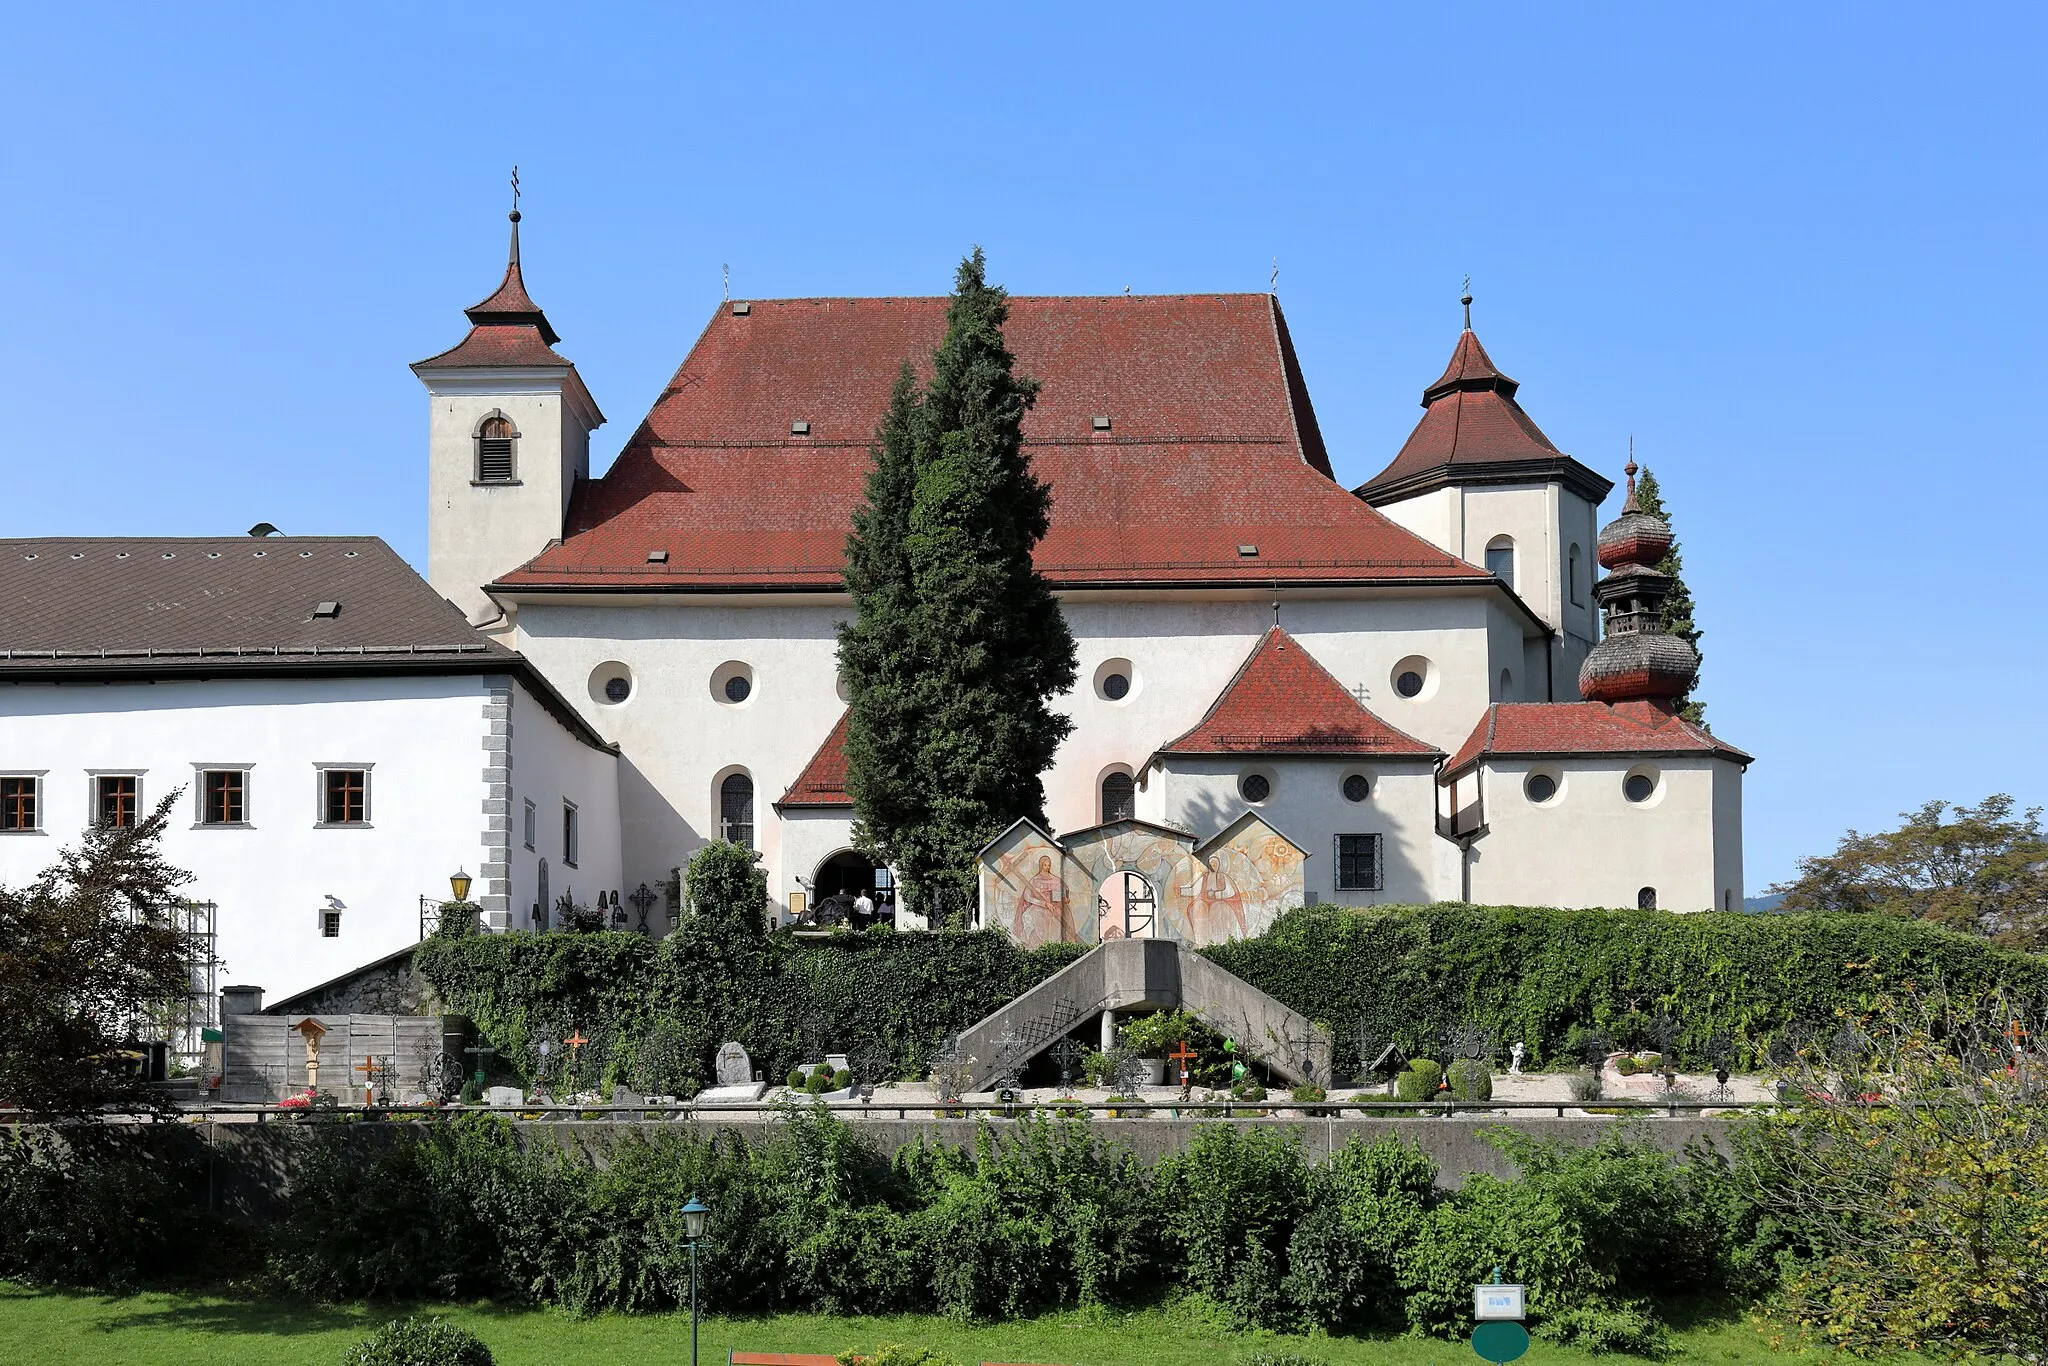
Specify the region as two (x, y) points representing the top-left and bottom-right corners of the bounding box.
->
(413, 196), (603, 626)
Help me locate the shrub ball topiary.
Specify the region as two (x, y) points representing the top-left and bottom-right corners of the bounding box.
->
(804, 1072), (830, 1094)
(831, 1068), (852, 1090)
(811, 1063), (836, 1082)
(1446, 1057), (1493, 1102)
(342, 1316), (493, 1366)
(1394, 1059), (1442, 1101)
(785, 1069), (805, 1089)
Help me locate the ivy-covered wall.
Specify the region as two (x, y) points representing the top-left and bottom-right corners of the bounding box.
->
(1205, 904), (2048, 1073)
(413, 921), (1085, 1093)
(415, 903), (2048, 1092)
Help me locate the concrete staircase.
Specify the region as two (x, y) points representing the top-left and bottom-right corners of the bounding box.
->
(954, 938), (1332, 1089)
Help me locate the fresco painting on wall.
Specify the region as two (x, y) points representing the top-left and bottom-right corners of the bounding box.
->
(979, 814), (1305, 949)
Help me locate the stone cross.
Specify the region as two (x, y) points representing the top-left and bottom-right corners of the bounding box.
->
(715, 1041), (753, 1087)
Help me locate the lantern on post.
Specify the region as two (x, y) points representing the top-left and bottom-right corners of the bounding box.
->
(449, 867), (473, 903)
(680, 1196), (711, 1366)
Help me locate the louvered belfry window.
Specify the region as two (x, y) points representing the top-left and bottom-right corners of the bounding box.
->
(477, 416), (516, 483)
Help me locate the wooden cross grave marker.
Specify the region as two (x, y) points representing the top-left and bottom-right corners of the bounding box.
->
(1168, 1041), (1198, 1093)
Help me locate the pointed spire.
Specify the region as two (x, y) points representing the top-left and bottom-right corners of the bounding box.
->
(462, 177), (559, 346)
(1461, 276), (1473, 332)
(1623, 439), (1641, 514)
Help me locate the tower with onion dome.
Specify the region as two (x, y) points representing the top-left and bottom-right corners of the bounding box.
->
(1578, 460), (1699, 705)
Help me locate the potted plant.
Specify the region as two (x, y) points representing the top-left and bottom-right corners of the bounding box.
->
(1115, 1013), (1179, 1086)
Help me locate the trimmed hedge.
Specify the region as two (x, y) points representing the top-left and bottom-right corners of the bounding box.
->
(414, 921), (1084, 1095)
(1204, 904), (2048, 1074)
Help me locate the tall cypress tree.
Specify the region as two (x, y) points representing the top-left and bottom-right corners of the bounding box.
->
(839, 250), (1077, 925)
(839, 364), (925, 862)
(1632, 467), (1706, 726)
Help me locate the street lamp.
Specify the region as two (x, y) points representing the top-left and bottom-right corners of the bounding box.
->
(681, 1196), (711, 1366)
(449, 867), (473, 903)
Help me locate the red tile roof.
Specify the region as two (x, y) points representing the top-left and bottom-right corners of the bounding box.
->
(414, 215), (574, 370)
(1156, 627), (1440, 758)
(1355, 327), (1612, 504)
(776, 709), (853, 808)
(1443, 700), (1752, 776)
(492, 295), (1490, 592)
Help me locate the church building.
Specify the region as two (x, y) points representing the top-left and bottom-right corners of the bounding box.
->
(412, 213), (1750, 940)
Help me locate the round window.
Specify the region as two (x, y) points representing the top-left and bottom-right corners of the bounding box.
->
(1102, 672), (1130, 701)
(1240, 773), (1272, 803)
(1342, 774), (1370, 803)
(603, 676), (631, 704)
(588, 661), (635, 707)
(724, 674), (752, 704)
(1526, 773), (1558, 804)
(1395, 671), (1424, 698)
(1624, 773), (1656, 804)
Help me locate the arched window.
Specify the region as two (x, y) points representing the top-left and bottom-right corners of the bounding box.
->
(1568, 544), (1585, 606)
(720, 772), (755, 847)
(476, 415), (517, 483)
(1498, 668), (1513, 701)
(1485, 535), (1515, 590)
(1637, 886), (1658, 910)
(1101, 771), (1135, 823)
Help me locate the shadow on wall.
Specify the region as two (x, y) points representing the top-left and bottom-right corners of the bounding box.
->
(618, 754), (694, 935)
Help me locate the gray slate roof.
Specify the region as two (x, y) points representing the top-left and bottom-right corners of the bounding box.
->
(0, 536), (509, 668)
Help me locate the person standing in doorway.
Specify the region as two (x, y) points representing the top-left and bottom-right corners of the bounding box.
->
(853, 887), (875, 929)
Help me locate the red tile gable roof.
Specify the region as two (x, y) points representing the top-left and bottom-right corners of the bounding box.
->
(1444, 700), (1753, 776)
(776, 709), (853, 808)
(1158, 627), (1440, 758)
(496, 295), (1486, 592)
(1355, 327), (1612, 504)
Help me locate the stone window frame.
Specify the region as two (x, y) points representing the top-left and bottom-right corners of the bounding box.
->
(192, 763), (255, 829)
(0, 770), (49, 835)
(1334, 832), (1384, 891)
(86, 769), (146, 830)
(313, 762), (375, 828)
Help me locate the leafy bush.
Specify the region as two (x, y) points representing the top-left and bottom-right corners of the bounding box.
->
(1567, 1071), (1605, 1104)
(1393, 1060), (1441, 1101)
(0, 1126), (231, 1288)
(805, 1072), (830, 1094)
(832, 1068), (852, 1089)
(341, 1316), (493, 1366)
(837, 1347), (960, 1366)
(1540, 1302), (1671, 1356)
(785, 1069), (805, 1089)
(1446, 1058), (1493, 1102)
(1202, 903), (2048, 1077)
(1155, 1125), (1310, 1325)
(1289, 1084), (1327, 1103)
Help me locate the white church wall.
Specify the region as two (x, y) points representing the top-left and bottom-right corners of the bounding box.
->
(777, 808), (856, 924)
(423, 375), (592, 625)
(0, 675), (492, 1001)
(1711, 759), (1745, 914)
(1154, 756), (1441, 906)
(508, 584), (1535, 911)
(1463, 755), (1737, 912)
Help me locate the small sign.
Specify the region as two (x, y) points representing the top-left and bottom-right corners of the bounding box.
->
(1471, 1320), (1531, 1363)
(1474, 1283), (1525, 1320)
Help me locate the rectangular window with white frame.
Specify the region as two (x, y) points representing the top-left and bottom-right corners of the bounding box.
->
(563, 800), (579, 868)
(523, 798), (536, 851)
(1335, 833), (1384, 892)
(315, 764), (372, 826)
(91, 772), (142, 829)
(1, 773), (45, 833)
(195, 766), (252, 826)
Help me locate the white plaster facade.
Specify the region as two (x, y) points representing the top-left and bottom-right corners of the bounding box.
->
(1449, 755), (1743, 913)
(0, 672), (619, 1001)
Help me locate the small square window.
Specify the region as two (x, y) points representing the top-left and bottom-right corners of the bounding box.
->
(321, 769), (369, 825)
(1, 776), (39, 832)
(96, 775), (139, 829)
(202, 770), (247, 825)
(321, 909), (342, 938)
(563, 801), (579, 868)
(523, 798), (536, 851)
(1335, 834), (1384, 891)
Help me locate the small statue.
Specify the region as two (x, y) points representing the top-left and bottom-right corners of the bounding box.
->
(1509, 1041), (1526, 1076)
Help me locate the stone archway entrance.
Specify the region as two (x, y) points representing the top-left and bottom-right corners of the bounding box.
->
(1096, 870), (1156, 941)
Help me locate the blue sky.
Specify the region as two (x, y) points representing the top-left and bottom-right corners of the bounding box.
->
(3, 5), (2042, 890)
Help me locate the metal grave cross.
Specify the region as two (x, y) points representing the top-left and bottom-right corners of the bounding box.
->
(462, 1041), (497, 1092)
(629, 882), (658, 932)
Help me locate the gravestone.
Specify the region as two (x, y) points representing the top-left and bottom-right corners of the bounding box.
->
(484, 1085), (525, 1107)
(715, 1041), (753, 1086)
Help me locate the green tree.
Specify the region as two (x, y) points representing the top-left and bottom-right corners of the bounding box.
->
(840, 250), (1077, 924)
(1631, 467), (1705, 726)
(1770, 795), (2048, 951)
(1737, 987), (2048, 1362)
(0, 794), (201, 1113)
(680, 840), (768, 940)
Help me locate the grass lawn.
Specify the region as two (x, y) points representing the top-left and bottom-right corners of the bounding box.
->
(0, 1283), (1869, 1366)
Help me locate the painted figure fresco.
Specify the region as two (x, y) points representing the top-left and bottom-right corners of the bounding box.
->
(981, 814), (1304, 949)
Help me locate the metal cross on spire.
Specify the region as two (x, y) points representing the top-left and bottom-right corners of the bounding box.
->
(1270, 257), (1280, 294)
(1461, 276), (1473, 330)
(510, 165), (521, 215)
